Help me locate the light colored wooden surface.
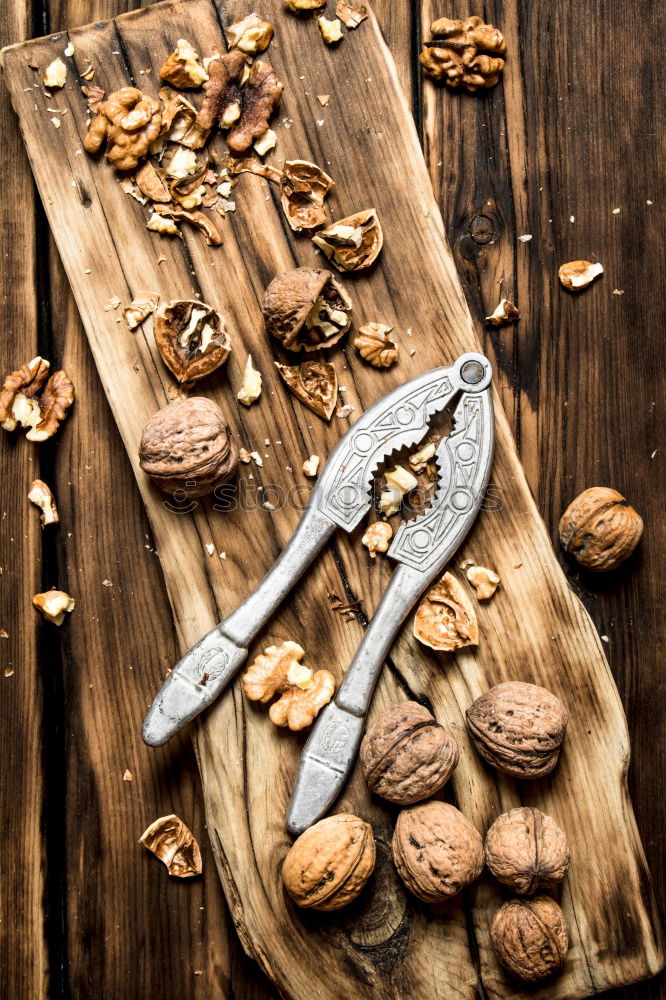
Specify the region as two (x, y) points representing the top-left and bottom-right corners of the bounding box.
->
(2, 1), (663, 997)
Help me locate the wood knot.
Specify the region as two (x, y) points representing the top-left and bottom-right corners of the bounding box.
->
(467, 213), (496, 245)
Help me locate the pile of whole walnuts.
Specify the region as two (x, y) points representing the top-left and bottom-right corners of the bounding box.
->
(283, 681), (573, 985)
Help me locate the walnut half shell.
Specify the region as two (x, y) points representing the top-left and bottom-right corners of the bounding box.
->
(263, 267), (352, 352)
(275, 360), (338, 421)
(413, 571), (478, 651)
(155, 299), (231, 384)
(139, 814), (202, 878)
(282, 813), (375, 911)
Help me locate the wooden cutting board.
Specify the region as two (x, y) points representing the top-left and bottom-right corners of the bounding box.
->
(2, 1), (663, 997)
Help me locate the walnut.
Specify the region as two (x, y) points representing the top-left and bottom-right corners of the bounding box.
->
(362, 520), (392, 558)
(159, 39), (209, 89)
(237, 355), (262, 405)
(302, 455), (320, 477)
(392, 801), (483, 901)
(0, 357), (74, 442)
(559, 487), (643, 572)
(123, 290), (160, 330)
(282, 814), (375, 910)
(263, 267), (352, 351)
(558, 260), (603, 291)
(486, 298), (519, 326)
(280, 160), (334, 232)
(275, 361), (338, 421)
(242, 640), (335, 730)
(83, 87), (162, 171)
(491, 896), (569, 982)
(43, 57), (67, 89)
(465, 563), (500, 599)
(413, 571), (478, 651)
(361, 701), (459, 804)
(152, 204), (223, 245)
(335, 0), (367, 28)
(194, 52), (283, 155)
(227, 13), (274, 54)
(139, 397), (238, 497)
(312, 209), (383, 271)
(28, 479), (59, 526)
(33, 590), (75, 626)
(466, 681), (568, 779)
(420, 16), (507, 92)
(227, 59), (283, 154)
(139, 814), (202, 878)
(318, 16), (343, 44)
(155, 300), (230, 384)
(485, 807), (570, 895)
(354, 323), (398, 368)
(192, 49), (245, 147)
(283, 0), (326, 11)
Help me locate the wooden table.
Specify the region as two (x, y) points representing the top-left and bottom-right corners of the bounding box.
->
(0, 1), (662, 998)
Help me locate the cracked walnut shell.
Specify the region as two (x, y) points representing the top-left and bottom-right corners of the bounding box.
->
(242, 640), (335, 730)
(413, 571), (478, 652)
(280, 160), (334, 232)
(276, 360), (338, 421)
(263, 267), (352, 351)
(0, 357), (74, 442)
(361, 701), (459, 804)
(84, 87), (162, 171)
(559, 487), (643, 572)
(491, 895), (569, 982)
(155, 299), (231, 384)
(354, 323), (398, 368)
(485, 807), (570, 895)
(283, 814), (375, 911)
(420, 16), (506, 92)
(139, 396), (238, 497)
(139, 814), (202, 878)
(312, 209), (383, 271)
(466, 681), (568, 779)
(393, 801), (483, 902)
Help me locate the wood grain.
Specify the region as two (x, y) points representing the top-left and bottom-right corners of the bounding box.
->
(0, 1), (660, 995)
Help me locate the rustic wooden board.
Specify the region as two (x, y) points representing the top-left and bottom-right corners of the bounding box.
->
(2, 1), (663, 998)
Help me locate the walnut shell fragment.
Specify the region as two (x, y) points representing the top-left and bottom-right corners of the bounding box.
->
(263, 267), (352, 351)
(354, 323), (398, 368)
(139, 814), (202, 878)
(275, 360), (338, 421)
(559, 487), (642, 572)
(0, 357), (74, 442)
(159, 90), (206, 148)
(414, 571), (478, 652)
(242, 639), (335, 730)
(83, 87), (162, 171)
(485, 807), (570, 895)
(159, 39), (209, 89)
(312, 209), (383, 271)
(139, 396), (238, 497)
(486, 299), (520, 326)
(361, 701), (459, 804)
(152, 204), (223, 245)
(558, 260), (603, 291)
(33, 589), (75, 626)
(420, 16), (507, 92)
(392, 801), (484, 902)
(135, 161), (171, 203)
(491, 896), (569, 982)
(123, 290), (160, 331)
(283, 814), (375, 911)
(336, 0), (368, 28)
(155, 299), (231, 384)
(280, 160), (334, 231)
(466, 681), (568, 779)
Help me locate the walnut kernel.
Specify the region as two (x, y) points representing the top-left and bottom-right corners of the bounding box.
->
(558, 260), (603, 291)
(123, 291), (160, 330)
(159, 39), (209, 89)
(354, 323), (398, 368)
(362, 520), (393, 558)
(380, 465), (418, 516)
(33, 590), (75, 626)
(84, 87), (162, 171)
(414, 571), (478, 651)
(491, 896), (569, 982)
(283, 0), (326, 10)
(139, 814), (202, 878)
(28, 479), (59, 526)
(0, 357), (74, 442)
(242, 640), (335, 730)
(465, 564), (500, 599)
(318, 16), (343, 44)
(559, 487), (643, 572)
(393, 801), (483, 901)
(302, 455), (320, 477)
(227, 13), (274, 54)
(409, 441), (436, 473)
(312, 209), (383, 271)
(485, 806), (570, 895)
(283, 814), (375, 911)
(237, 355), (262, 406)
(43, 57), (67, 89)
(420, 16), (507, 92)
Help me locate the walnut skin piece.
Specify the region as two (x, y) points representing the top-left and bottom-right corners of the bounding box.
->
(312, 209), (383, 271)
(354, 323), (398, 368)
(392, 801), (483, 901)
(466, 681), (568, 779)
(28, 479), (59, 526)
(139, 814), (202, 878)
(83, 87), (162, 171)
(559, 487), (643, 572)
(0, 357), (74, 442)
(362, 520), (393, 558)
(465, 564), (500, 599)
(282, 814), (375, 911)
(139, 396), (238, 497)
(241, 640), (335, 730)
(227, 13), (274, 54)
(413, 571), (478, 652)
(361, 701), (459, 804)
(227, 59), (284, 155)
(159, 90), (205, 148)
(280, 160), (334, 232)
(33, 590), (75, 626)
(491, 895), (569, 982)
(159, 39), (209, 89)
(485, 807), (570, 895)
(263, 267), (352, 351)
(155, 300), (231, 384)
(420, 16), (507, 92)
(275, 361), (338, 421)
(558, 259), (603, 291)
(486, 298), (520, 326)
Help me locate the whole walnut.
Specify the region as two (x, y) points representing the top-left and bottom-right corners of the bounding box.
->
(466, 681), (568, 779)
(392, 801), (484, 902)
(139, 396), (238, 497)
(485, 807), (570, 894)
(491, 895), (569, 982)
(559, 487), (643, 572)
(282, 813), (375, 911)
(360, 701), (459, 805)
